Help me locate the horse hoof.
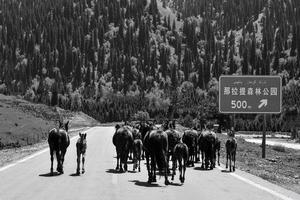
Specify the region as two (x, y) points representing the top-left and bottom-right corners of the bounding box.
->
(165, 180), (170, 185)
(82, 170), (85, 174)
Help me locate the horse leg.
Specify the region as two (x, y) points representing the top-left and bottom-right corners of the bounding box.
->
(56, 151), (62, 173)
(116, 149), (120, 171)
(201, 150), (204, 169)
(76, 153), (81, 175)
(229, 154), (232, 172)
(179, 158), (183, 183)
(82, 153), (85, 174)
(164, 156), (170, 185)
(50, 149), (54, 174)
(183, 158), (187, 183)
(218, 150), (220, 166)
(133, 152), (137, 171)
(233, 151), (236, 172)
(210, 151), (214, 170)
(146, 152), (152, 183)
(138, 155), (141, 172)
(152, 156), (157, 182)
(226, 152), (228, 169)
(60, 149), (67, 174)
(171, 156), (176, 181)
(124, 149), (129, 172)
(205, 151), (209, 170)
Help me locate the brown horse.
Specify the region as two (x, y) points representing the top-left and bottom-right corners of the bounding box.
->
(143, 129), (170, 185)
(172, 142), (189, 184)
(226, 136), (237, 172)
(199, 129), (216, 170)
(182, 130), (198, 167)
(165, 129), (183, 172)
(48, 121), (70, 174)
(76, 132), (87, 175)
(113, 124), (134, 172)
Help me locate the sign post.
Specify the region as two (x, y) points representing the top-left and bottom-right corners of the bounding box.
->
(219, 75), (282, 158)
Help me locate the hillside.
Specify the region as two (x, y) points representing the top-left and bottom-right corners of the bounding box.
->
(0, 0), (299, 130)
(0, 94), (99, 149)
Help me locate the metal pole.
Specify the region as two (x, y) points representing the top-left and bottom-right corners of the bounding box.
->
(262, 114), (266, 158)
(233, 113), (236, 131)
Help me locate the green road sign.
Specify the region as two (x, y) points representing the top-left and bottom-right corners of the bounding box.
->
(219, 76), (282, 114)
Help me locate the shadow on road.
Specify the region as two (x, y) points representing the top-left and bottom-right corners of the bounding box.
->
(129, 180), (162, 187)
(106, 169), (123, 174)
(221, 169), (232, 173)
(39, 172), (61, 177)
(193, 167), (213, 171)
(70, 173), (80, 177)
(168, 182), (183, 187)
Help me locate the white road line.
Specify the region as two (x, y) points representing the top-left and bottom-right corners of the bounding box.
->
(0, 129), (88, 172)
(216, 166), (295, 200)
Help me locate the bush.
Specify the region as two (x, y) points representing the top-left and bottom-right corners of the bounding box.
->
(272, 144), (286, 152)
(132, 111), (150, 121)
(181, 114), (194, 128)
(24, 88), (36, 101)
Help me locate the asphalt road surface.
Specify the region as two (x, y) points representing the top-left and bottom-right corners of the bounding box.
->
(0, 127), (299, 200)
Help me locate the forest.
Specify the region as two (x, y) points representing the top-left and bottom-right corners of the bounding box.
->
(0, 0), (300, 131)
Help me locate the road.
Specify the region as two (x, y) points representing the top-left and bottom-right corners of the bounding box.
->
(0, 127), (299, 200)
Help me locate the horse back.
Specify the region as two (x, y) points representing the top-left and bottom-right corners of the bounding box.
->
(113, 127), (133, 149)
(48, 128), (69, 150)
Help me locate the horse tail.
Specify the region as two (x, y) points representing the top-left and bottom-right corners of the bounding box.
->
(155, 136), (168, 172)
(155, 148), (167, 171)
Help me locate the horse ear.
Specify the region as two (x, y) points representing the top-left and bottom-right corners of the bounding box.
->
(79, 132), (82, 137)
(84, 133), (87, 138)
(59, 120), (63, 128)
(115, 124), (120, 130)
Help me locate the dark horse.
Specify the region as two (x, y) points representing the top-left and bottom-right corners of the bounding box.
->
(113, 124), (134, 172)
(199, 129), (216, 170)
(165, 129), (183, 172)
(172, 142), (189, 184)
(138, 121), (154, 159)
(143, 129), (170, 185)
(226, 136), (237, 172)
(48, 121), (70, 174)
(182, 130), (198, 167)
(76, 132), (87, 175)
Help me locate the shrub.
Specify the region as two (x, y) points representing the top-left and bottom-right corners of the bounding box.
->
(132, 111), (150, 121)
(181, 114), (194, 128)
(24, 88), (36, 101)
(272, 144), (286, 152)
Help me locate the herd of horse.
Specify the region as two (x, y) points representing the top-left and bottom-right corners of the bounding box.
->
(46, 120), (237, 185)
(112, 121), (238, 185)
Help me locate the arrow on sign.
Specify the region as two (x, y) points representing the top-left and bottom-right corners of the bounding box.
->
(258, 99), (268, 109)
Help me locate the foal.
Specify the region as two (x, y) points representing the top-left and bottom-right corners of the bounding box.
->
(172, 142), (189, 183)
(132, 139), (143, 172)
(76, 133), (87, 175)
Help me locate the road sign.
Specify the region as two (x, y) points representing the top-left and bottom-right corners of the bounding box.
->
(219, 75), (282, 114)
